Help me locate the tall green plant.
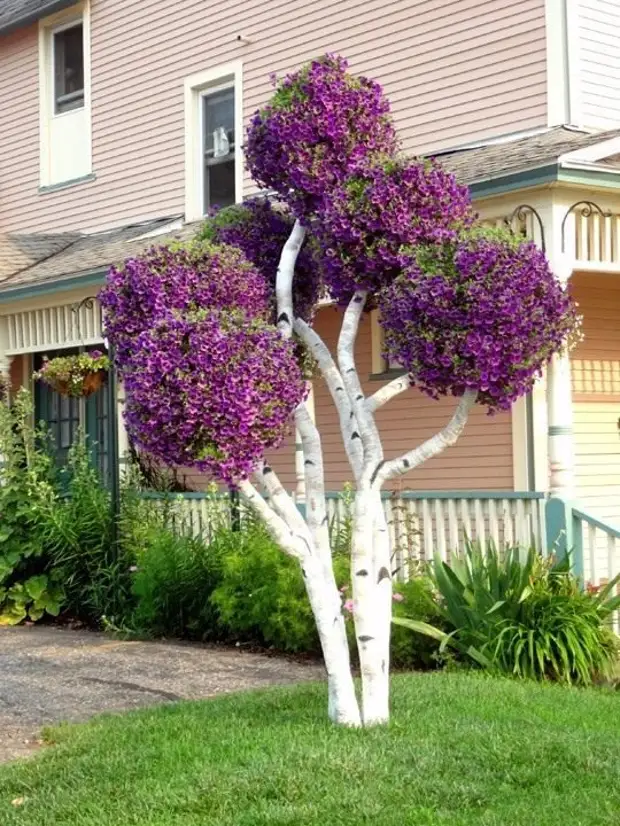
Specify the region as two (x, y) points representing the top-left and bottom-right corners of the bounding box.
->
(395, 541), (620, 684)
(35, 432), (134, 624)
(0, 390), (64, 625)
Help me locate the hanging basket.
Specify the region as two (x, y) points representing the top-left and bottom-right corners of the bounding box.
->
(34, 352), (111, 398)
(51, 370), (108, 398)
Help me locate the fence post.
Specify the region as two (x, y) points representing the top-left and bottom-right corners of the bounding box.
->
(545, 496), (575, 565)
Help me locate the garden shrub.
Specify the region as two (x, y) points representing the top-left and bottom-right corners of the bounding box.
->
(128, 524), (225, 640)
(0, 390), (64, 625)
(35, 435), (134, 626)
(396, 541), (620, 685)
(390, 576), (446, 670)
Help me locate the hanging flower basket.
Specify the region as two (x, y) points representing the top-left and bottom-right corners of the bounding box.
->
(33, 351), (110, 398)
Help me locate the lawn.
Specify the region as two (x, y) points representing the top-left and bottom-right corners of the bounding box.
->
(1, 672), (619, 826)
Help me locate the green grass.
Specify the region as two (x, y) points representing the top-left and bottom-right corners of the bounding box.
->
(1, 673), (620, 825)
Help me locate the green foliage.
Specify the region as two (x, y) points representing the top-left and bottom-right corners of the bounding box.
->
(0, 390), (65, 625)
(390, 576), (446, 670)
(395, 541), (620, 684)
(34, 434), (134, 625)
(211, 517), (349, 653)
(128, 523), (224, 640)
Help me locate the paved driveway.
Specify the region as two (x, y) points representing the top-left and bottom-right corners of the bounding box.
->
(0, 626), (323, 762)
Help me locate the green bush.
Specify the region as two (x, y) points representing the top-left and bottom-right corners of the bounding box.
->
(129, 525), (224, 640)
(35, 435), (134, 625)
(390, 576), (446, 670)
(0, 390), (64, 625)
(396, 541), (620, 685)
(211, 519), (348, 652)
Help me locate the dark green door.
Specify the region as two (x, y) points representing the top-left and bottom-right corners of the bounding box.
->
(34, 350), (109, 481)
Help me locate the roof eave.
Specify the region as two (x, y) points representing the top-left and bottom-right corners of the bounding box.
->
(0, 269), (106, 303)
(0, 0), (75, 36)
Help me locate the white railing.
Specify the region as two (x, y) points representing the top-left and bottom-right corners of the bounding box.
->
(1, 300), (103, 355)
(572, 507), (620, 633)
(145, 490), (546, 581)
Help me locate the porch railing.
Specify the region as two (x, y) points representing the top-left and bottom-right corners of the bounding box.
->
(144, 490), (546, 580)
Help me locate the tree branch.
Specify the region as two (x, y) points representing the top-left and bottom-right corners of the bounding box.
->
(366, 374), (410, 415)
(373, 390), (478, 487)
(294, 317), (363, 480)
(336, 290), (382, 480)
(238, 478), (306, 559)
(254, 460), (308, 536)
(276, 219), (306, 340)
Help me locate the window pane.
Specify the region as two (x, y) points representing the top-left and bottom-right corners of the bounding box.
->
(206, 160), (236, 210)
(204, 89), (235, 157)
(54, 24), (84, 114)
(203, 86), (236, 212)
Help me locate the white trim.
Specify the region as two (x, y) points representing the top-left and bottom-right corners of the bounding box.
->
(38, 1), (92, 187)
(183, 61), (243, 222)
(545, 0), (571, 125)
(565, 0), (583, 125)
(559, 135), (620, 166)
(511, 396), (529, 490)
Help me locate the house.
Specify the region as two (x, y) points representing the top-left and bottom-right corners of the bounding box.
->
(1, 0), (620, 580)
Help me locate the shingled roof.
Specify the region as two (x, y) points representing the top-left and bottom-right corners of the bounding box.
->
(435, 125), (620, 185)
(0, 0), (74, 35)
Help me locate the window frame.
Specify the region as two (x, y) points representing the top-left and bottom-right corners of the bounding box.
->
(51, 19), (85, 116)
(184, 62), (243, 222)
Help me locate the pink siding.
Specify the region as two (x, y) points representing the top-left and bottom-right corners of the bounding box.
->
(0, 0), (547, 235)
(266, 307), (514, 492)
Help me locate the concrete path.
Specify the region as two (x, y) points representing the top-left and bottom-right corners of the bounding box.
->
(0, 626), (323, 763)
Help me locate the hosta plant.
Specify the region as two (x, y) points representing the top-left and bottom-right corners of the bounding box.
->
(395, 541), (620, 685)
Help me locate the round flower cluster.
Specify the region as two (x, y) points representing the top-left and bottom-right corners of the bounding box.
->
(317, 157), (474, 302)
(380, 234), (579, 412)
(99, 242), (270, 362)
(198, 199), (324, 321)
(122, 312), (306, 484)
(245, 54), (398, 218)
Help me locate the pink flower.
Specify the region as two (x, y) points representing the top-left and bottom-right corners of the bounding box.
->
(392, 592), (404, 602)
(343, 599), (354, 614)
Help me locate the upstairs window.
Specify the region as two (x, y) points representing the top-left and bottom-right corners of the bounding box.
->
(53, 23), (84, 114)
(203, 85), (236, 211)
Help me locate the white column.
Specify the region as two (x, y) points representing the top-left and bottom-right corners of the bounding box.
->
(546, 257), (575, 500)
(0, 317), (13, 398)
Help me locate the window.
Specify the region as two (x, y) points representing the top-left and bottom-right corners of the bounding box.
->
(203, 86), (236, 211)
(184, 63), (242, 221)
(39, 4), (92, 188)
(370, 310), (404, 376)
(53, 24), (84, 113)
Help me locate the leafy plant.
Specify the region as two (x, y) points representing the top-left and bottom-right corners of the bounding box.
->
(33, 350), (110, 397)
(34, 433), (134, 625)
(0, 390), (65, 625)
(394, 541), (620, 685)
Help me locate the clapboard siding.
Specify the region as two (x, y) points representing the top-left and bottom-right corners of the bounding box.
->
(0, 0), (547, 234)
(263, 306), (514, 492)
(577, 0), (620, 129)
(570, 273), (620, 533)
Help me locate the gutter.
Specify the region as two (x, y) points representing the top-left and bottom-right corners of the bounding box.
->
(0, 1), (75, 36)
(0, 270), (106, 303)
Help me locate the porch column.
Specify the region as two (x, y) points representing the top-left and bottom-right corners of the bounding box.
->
(546, 258), (575, 500)
(0, 317), (12, 399)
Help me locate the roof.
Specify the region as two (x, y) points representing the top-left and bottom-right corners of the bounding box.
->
(0, 216), (192, 295)
(3, 126), (620, 299)
(0, 0), (74, 35)
(436, 125), (620, 186)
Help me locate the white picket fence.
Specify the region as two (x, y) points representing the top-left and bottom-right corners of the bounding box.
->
(145, 491), (546, 580)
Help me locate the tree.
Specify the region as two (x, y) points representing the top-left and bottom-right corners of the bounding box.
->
(100, 55), (579, 727)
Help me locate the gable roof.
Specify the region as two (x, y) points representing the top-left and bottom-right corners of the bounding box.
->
(435, 125), (620, 186)
(0, 0), (75, 35)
